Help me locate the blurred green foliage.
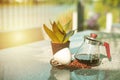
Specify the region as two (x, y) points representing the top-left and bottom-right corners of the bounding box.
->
(85, 0), (120, 30)
(42, 0), (78, 5)
(0, 0), (78, 6)
(102, 0), (120, 7)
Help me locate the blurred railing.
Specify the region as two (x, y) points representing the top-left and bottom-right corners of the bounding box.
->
(0, 1), (77, 32)
(0, 5), (46, 31)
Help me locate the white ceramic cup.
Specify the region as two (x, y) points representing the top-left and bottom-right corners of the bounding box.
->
(50, 48), (72, 66)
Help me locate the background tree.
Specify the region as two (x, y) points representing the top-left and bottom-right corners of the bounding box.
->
(102, 0), (120, 23)
(84, 0), (120, 30)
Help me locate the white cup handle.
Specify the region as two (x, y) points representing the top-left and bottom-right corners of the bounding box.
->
(50, 58), (62, 66)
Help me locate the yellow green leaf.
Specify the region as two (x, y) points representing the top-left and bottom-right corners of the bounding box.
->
(43, 24), (60, 43)
(64, 20), (72, 32)
(63, 30), (75, 43)
(49, 20), (53, 26)
(52, 21), (65, 42)
(57, 21), (66, 34)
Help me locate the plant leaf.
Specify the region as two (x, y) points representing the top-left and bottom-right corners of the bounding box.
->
(57, 21), (66, 34)
(49, 20), (53, 26)
(63, 30), (75, 43)
(64, 19), (72, 32)
(43, 24), (60, 43)
(52, 21), (65, 42)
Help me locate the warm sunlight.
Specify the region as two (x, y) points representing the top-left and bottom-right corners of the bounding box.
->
(15, 0), (24, 3)
(13, 32), (25, 42)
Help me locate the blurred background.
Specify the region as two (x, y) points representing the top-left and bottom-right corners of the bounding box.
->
(0, 0), (120, 48)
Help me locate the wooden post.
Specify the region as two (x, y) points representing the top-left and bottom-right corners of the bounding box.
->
(106, 12), (112, 32)
(77, 0), (84, 31)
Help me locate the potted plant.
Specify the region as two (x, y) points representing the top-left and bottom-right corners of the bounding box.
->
(43, 21), (74, 54)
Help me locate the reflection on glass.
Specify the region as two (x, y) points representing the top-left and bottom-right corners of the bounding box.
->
(71, 69), (105, 80)
(48, 67), (105, 80)
(48, 67), (70, 80)
(0, 63), (4, 80)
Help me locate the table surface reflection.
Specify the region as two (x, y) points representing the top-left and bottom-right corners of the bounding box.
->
(0, 30), (120, 80)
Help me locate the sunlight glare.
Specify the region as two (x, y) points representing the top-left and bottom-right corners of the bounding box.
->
(16, 0), (24, 3)
(13, 32), (25, 42)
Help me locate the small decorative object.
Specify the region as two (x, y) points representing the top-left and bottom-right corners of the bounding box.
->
(50, 48), (72, 66)
(50, 59), (91, 71)
(43, 21), (74, 54)
(50, 48), (91, 71)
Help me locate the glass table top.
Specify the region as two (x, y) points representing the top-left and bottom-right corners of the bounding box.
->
(0, 30), (120, 80)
